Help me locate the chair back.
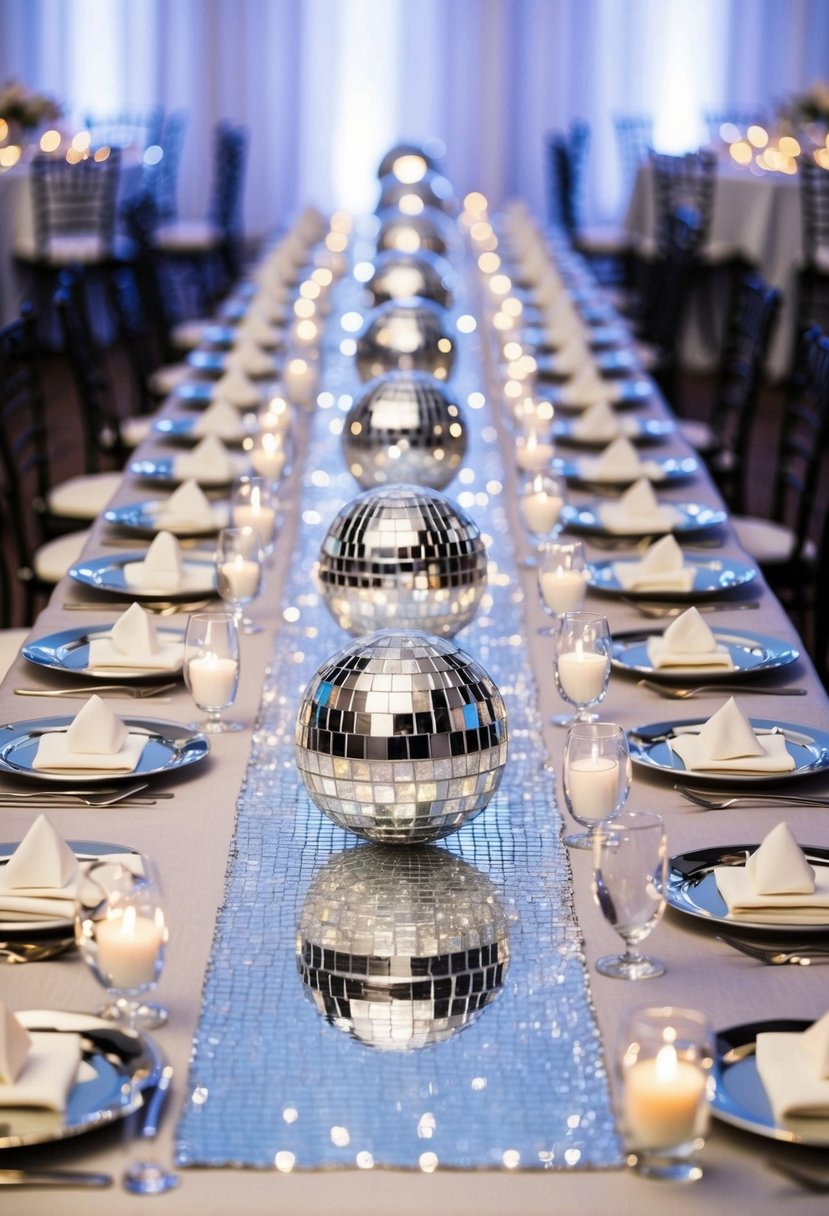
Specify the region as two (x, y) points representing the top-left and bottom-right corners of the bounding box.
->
(545, 120), (589, 238)
(614, 114), (653, 192)
(146, 109), (187, 221)
(84, 108), (164, 150)
(119, 190), (178, 367)
(31, 148), (122, 261)
(649, 148), (716, 259)
(638, 205), (701, 403)
(209, 122), (248, 281)
(703, 109), (768, 144)
(799, 158), (829, 270)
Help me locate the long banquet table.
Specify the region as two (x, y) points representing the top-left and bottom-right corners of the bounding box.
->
(2, 212), (829, 1215)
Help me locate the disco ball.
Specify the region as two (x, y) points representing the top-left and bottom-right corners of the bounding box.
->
(366, 250), (454, 308)
(317, 484), (486, 636)
(376, 171), (457, 217)
(295, 629), (508, 844)
(377, 142), (443, 181)
(355, 298), (455, 381)
(297, 844), (510, 1051)
(343, 371), (467, 490)
(376, 208), (450, 257)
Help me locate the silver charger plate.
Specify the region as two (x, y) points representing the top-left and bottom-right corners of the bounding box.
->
(611, 627), (799, 680)
(553, 416), (675, 447)
(128, 453), (248, 489)
(186, 349), (277, 378)
(153, 416), (252, 447)
(666, 844), (829, 934)
(713, 1019), (829, 1146)
(0, 715), (209, 784)
(561, 500), (728, 537)
(0, 1014), (163, 1148)
(69, 553), (216, 601)
(537, 377), (653, 411)
(22, 623), (185, 680)
(104, 498), (229, 537)
(589, 553), (759, 598)
(555, 453), (699, 487)
(629, 716), (829, 784)
(0, 840), (139, 936)
(174, 381), (215, 407)
(535, 347), (640, 380)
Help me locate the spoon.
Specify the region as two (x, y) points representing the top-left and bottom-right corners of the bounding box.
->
(122, 1064), (180, 1195)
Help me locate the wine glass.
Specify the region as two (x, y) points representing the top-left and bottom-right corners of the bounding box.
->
(592, 809), (668, 980)
(562, 721), (631, 849)
(183, 611), (243, 733)
(519, 469), (567, 568)
(537, 540), (587, 632)
(552, 610), (611, 725)
(75, 856), (168, 1031)
(215, 526), (264, 634)
(231, 475), (278, 557)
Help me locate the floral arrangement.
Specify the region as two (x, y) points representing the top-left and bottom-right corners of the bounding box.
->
(0, 80), (62, 132)
(779, 80), (829, 131)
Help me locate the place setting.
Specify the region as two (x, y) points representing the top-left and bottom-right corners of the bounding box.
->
(104, 479), (230, 539)
(553, 435), (699, 489)
(153, 398), (256, 448)
(560, 476), (728, 539)
(128, 434), (249, 491)
(69, 530), (218, 603)
(587, 533), (758, 599)
(552, 399), (676, 447)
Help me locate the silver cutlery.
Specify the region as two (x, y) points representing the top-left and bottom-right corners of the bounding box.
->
(674, 785), (829, 810)
(123, 1063), (180, 1195)
(62, 599), (214, 615)
(767, 1159), (829, 1192)
(0, 938), (76, 963)
(0, 782), (155, 807)
(0, 783), (174, 801)
(14, 682), (178, 700)
(0, 1169), (112, 1188)
(621, 598), (761, 618)
(717, 935), (829, 965)
(637, 679), (807, 699)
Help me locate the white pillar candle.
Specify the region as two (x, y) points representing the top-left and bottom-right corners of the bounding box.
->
(557, 649), (608, 703)
(188, 654), (238, 707)
(566, 756), (619, 820)
(95, 907), (164, 990)
(232, 503), (276, 547)
(220, 556), (260, 600)
(624, 1046), (707, 1148)
(516, 439), (556, 472)
(249, 441), (286, 480)
(521, 491), (563, 534)
(539, 568), (586, 614)
(284, 357), (318, 408)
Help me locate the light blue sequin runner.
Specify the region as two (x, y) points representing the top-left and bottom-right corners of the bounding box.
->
(175, 249), (622, 1172)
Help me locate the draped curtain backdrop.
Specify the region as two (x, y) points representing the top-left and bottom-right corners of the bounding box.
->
(2, 0), (828, 237)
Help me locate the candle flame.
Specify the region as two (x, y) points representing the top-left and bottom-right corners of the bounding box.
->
(655, 1043), (678, 1082)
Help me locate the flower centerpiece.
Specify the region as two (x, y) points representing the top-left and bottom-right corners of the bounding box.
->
(778, 80), (829, 141)
(0, 79), (62, 142)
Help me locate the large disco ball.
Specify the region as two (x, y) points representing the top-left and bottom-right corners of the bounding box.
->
(376, 171), (457, 217)
(355, 298), (456, 381)
(376, 208), (450, 257)
(318, 483), (486, 636)
(366, 250), (454, 309)
(295, 629), (508, 844)
(343, 371), (467, 490)
(377, 141), (444, 181)
(297, 844), (510, 1051)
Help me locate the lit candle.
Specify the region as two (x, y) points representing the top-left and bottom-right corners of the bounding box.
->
(187, 654), (238, 708)
(249, 432), (286, 479)
(539, 568), (586, 614)
(557, 648), (608, 703)
(516, 435), (556, 472)
(566, 756), (619, 820)
(219, 556), (260, 600)
(95, 906), (164, 990)
(624, 1045), (707, 1148)
(284, 357), (318, 408)
(521, 490), (563, 534)
(232, 503), (276, 548)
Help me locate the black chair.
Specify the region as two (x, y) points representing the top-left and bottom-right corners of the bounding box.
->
(614, 114), (653, 194)
(648, 149), (717, 261)
(635, 206), (702, 407)
(84, 108), (164, 151)
(144, 108), (187, 221)
(796, 158), (829, 345)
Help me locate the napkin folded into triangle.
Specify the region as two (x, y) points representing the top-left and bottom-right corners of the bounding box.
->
(124, 530), (184, 592)
(154, 479), (218, 532)
(32, 694), (147, 772)
(87, 601), (182, 672)
(572, 400), (624, 443)
(614, 534), (695, 594)
(0, 814), (81, 919)
(543, 302), (584, 347)
(226, 338), (275, 378)
(714, 821), (828, 922)
(175, 435), (237, 484)
(646, 603), (734, 666)
(192, 399), (246, 442)
(669, 697), (796, 773)
(210, 366), (260, 408)
(746, 822), (816, 894)
(551, 337), (591, 377)
(597, 477), (682, 534)
(756, 1011), (829, 1120)
(557, 363), (610, 407)
(0, 1003), (81, 1110)
(236, 311), (281, 349)
(0, 1000), (32, 1083)
(582, 435), (662, 484)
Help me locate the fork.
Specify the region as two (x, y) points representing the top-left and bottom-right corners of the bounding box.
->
(14, 682), (178, 699)
(0, 782), (159, 807)
(675, 785), (829, 810)
(62, 599), (214, 615)
(717, 935), (829, 965)
(0, 938), (76, 963)
(638, 679), (807, 698)
(621, 598), (761, 618)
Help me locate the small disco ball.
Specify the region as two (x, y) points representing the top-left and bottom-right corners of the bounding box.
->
(376, 171), (457, 217)
(376, 208), (450, 257)
(355, 298), (455, 382)
(342, 371), (467, 490)
(366, 250), (454, 308)
(294, 628), (508, 844)
(297, 844), (510, 1051)
(377, 141), (444, 181)
(317, 483), (486, 636)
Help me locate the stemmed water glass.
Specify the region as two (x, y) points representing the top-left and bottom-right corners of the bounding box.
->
(519, 469), (567, 568)
(215, 526), (264, 634)
(537, 539), (587, 632)
(552, 610), (611, 725)
(592, 809), (668, 980)
(562, 721), (631, 849)
(75, 856), (168, 1031)
(183, 610), (243, 733)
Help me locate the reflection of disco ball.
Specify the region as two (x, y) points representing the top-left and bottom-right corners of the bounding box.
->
(318, 484), (486, 636)
(297, 844), (510, 1051)
(376, 208), (450, 257)
(295, 629), (508, 844)
(343, 371), (467, 490)
(377, 142), (443, 181)
(355, 298), (455, 381)
(367, 251), (454, 308)
(376, 171), (457, 217)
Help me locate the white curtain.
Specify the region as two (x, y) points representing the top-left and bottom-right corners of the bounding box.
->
(2, 0), (828, 236)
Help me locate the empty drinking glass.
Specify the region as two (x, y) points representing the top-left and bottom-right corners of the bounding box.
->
(592, 809), (668, 980)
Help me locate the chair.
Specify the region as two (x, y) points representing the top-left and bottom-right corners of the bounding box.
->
(731, 325), (829, 620)
(796, 158), (829, 348)
(84, 108), (164, 151)
(680, 268), (781, 508)
(648, 149), (717, 260)
(704, 108), (768, 144)
(634, 206), (702, 406)
(614, 114), (653, 194)
(144, 109), (187, 221)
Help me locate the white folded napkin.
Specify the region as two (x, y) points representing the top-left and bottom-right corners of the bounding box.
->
(613, 535), (696, 594)
(646, 604), (734, 667)
(0, 1000), (32, 1082)
(551, 337), (592, 377)
(210, 366), (260, 408)
(192, 399), (246, 443)
(225, 338), (276, 378)
(542, 302), (584, 347)
(87, 601), (182, 673)
(124, 530), (183, 592)
(153, 479), (219, 532)
(236, 311), (281, 349)
(756, 1011), (829, 1120)
(0, 1011), (80, 1110)
(174, 435), (238, 485)
(32, 695), (147, 773)
(557, 363), (609, 407)
(0, 814), (81, 921)
(668, 697), (796, 773)
(714, 822), (829, 923)
(580, 435), (663, 484)
(571, 400), (624, 443)
(597, 477), (683, 534)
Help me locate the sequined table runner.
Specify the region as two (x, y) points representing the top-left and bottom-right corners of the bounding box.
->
(175, 252), (622, 1172)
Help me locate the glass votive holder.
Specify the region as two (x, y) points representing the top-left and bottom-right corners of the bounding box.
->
(247, 429), (289, 481)
(537, 540), (587, 625)
(231, 475), (278, 554)
(618, 1005), (715, 1183)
